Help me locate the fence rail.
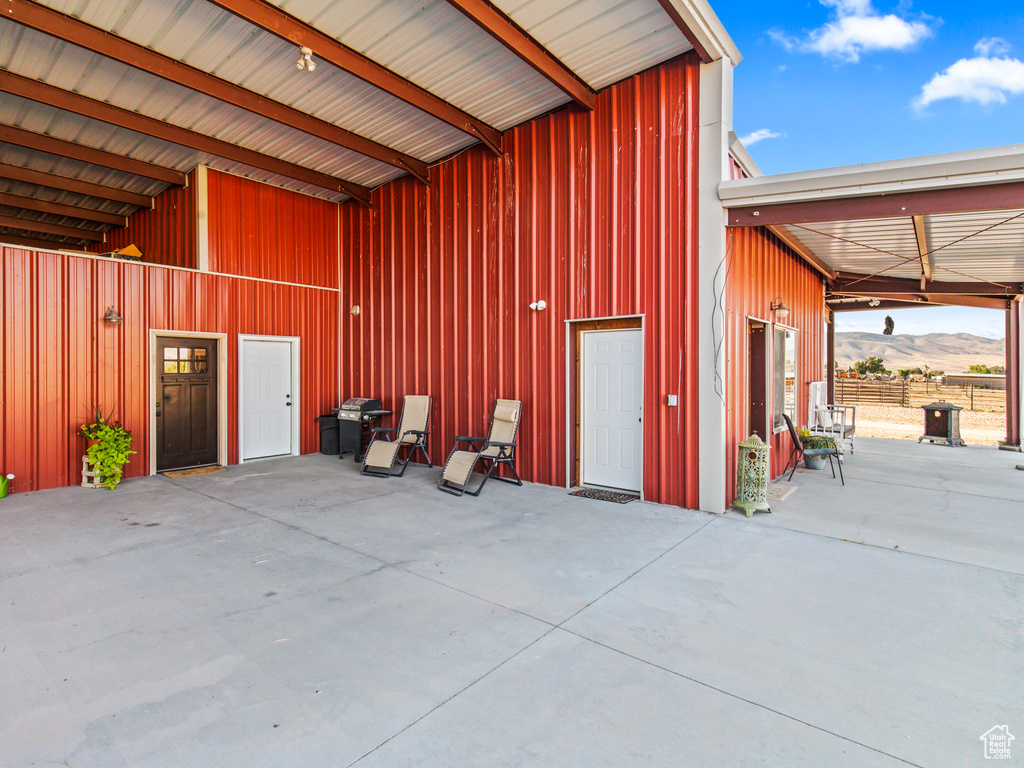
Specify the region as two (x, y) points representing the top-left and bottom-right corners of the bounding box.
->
(833, 379), (1006, 412)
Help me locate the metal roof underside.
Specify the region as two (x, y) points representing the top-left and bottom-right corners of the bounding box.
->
(720, 143), (1024, 313)
(0, 0), (733, 249)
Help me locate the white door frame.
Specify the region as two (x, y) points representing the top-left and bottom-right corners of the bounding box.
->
(564, 316), (645, 500)
(149, 330), (229, 475)
(238, 335), (301, 462)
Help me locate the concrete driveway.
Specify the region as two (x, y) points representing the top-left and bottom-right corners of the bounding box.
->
(2, 442), (1021, 767)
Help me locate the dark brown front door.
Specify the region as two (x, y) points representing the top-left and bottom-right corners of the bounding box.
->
(157, 337), (218, 471)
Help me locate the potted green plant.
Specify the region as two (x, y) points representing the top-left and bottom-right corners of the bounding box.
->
(0, 473), (13, 498)
(77, 407), (136, 489)
(797, 428), (840, 470)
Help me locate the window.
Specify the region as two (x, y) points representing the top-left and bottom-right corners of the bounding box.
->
(162, 346), (209, 374)
(773, 326), (797, 432)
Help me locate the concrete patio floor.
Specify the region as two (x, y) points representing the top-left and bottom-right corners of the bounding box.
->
(2, 440), (1021, 767)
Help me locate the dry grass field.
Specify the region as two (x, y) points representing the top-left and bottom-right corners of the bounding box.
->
(854, 405), (1007, 446)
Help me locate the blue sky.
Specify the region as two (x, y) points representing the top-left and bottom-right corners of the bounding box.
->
(716, 0), (1022, 338)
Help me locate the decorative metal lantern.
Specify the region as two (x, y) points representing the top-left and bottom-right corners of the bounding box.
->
(918, 401), (965, 446)
(734, 434), (771, 518)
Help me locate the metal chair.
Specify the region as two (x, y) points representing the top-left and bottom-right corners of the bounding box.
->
(782, 413), (844, 485)
(809, 404), (856, 454)
(438, 399), (523, 496)
(360, 395), (432, 478)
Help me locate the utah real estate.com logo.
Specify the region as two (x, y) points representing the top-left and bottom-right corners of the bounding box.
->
(980, 725), (1014, 760)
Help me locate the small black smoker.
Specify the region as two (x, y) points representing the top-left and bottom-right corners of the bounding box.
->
(918, 401), (965, 446)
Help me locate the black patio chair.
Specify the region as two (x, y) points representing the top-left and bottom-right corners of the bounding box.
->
(437, 399), (523, 496)
(782, 413), (844, 485)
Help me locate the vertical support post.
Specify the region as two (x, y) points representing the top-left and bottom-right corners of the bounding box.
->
(1006, 299), (1021, 447)
(195, 164), (210, 272)
(826, 308), (836, 405)
(697, 57), (734, 514)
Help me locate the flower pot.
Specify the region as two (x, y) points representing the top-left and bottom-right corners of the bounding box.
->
(804, 453), (828, 470)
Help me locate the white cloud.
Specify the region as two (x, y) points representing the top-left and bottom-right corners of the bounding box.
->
(771, 0), (934, 63)
(739, 129), (783, 146)
(914, 47), (1024, 108)
(975, 37), (1010, 57)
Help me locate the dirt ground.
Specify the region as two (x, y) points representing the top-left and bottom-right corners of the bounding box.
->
(853, 405), (1007, 446)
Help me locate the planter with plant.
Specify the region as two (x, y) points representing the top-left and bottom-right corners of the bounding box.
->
(797, 428), (841, 470)
(0, 473), (13, 498)
(77, 407), (136, 489)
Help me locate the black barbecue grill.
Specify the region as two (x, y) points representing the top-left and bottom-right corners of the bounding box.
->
(334, 398), (388, 461)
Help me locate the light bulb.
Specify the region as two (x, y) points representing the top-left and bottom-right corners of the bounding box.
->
(296, 59), (304, 69)
(306, 60), (316, 71)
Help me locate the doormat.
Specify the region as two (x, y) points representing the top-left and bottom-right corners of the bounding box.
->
(569, 488), (639, 504)
(766, 483), (797, 501)
(162, 466), (226, 478)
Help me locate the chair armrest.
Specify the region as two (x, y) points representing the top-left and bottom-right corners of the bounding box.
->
(371, 427), (396, 439)
(455, 435), (485, 443)
(404, 429), (428, 436)
(485, 440), (517, 447)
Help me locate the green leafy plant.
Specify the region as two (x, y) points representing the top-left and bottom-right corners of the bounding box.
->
(797, 428), (841, 452)
(78, 406), (135, 489)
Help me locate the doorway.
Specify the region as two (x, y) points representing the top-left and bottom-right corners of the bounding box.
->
(575, 321), (644, 493)
(239, 336), (300, 461)
(156, 336), (219, 471)
(748, 319), (769, 441)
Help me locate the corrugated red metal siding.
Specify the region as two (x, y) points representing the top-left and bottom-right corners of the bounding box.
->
(340, 54), (701, 508)
(88, 175), (197, 269)
(724, 227), (826, 505)
(207, 170), (339, 288)
(0, 246), (338, 493)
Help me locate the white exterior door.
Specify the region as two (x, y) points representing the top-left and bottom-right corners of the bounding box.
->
(582, 329), (643, 492)
(241, 339), (293, 460)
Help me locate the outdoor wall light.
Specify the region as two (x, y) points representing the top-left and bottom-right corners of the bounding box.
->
(296, 47), (316, 71)
(103, 306), (122, 326)
(529, 300), (547, 311)
(769, 297), (789, 320)
(868, 298), (881, 307)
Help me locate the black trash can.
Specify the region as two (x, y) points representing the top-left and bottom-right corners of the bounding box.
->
(316, 414), (340, 455)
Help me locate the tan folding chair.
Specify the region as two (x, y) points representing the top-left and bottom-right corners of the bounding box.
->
(360, 395), (432, 478)
(438, 399), (523, 496)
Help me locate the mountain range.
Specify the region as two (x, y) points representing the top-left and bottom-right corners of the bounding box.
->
(835, 332), (1005, 374)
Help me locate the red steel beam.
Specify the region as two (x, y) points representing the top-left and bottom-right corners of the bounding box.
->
(5, 0), (429, 184)
(0, 213), (105, 241)
(0, 231), (91, 250)
(0, 70), (373, 205)
(0, 123), (186, 186)
(206, 0), (505, 155)
(0, 161), (153, 207)
(1007, 301), (1021, 447)
(832, 274), (1021, 297)
(727, 180), (1024, 227)
(0, 190), (127, 226)
(654, 0), (712, 63)
(442, 0), (596, 110)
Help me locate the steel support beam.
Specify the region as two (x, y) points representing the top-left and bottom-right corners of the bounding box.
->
(0, 162), (153, 207)
(0, 70), (373, 205)
(766, 224), (836, 279)
(1007, 300), (1021, 447)
(833, 274), (1020, 297)
(206, 0), (505, 155)
(442, 0), (595, 110)
(0, 123), (186, 186)
(727, 180), (1024, 227)
(826, 308), (836, 404)
(654, 0), (713, 62)
(6, 0), (429, 184)
(911, 214), (932, 282)
(0, 213), (105, 241)
(0, 191), (126, 225)
(0, 231), (89, 250)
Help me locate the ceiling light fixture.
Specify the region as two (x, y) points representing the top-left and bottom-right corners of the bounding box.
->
(296, 46), (316, 72)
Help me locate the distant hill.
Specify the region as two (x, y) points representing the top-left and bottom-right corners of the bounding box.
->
(835, 332), (1005, 374)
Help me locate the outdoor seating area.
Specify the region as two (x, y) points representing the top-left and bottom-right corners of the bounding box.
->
(2, 438), (1021, 766)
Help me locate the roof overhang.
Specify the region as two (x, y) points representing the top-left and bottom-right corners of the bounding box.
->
(719, 143), (1024, 312)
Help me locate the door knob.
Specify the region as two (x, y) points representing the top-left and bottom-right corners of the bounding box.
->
(156, 411), (161, 417)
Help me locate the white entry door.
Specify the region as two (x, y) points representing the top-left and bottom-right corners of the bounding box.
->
(582, 329), (643, 492)
(241, 339), (294, 460)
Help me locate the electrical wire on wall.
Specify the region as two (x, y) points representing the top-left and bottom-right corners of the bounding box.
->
(711, 228), (735, 402)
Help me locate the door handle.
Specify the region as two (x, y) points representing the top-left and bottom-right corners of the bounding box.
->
(156, 411), (161, 417)
(285, 402), (291, 407)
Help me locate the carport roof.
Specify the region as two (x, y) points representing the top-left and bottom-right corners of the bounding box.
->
(0, 0), (738, 250)
(720, 142), (1024, 312)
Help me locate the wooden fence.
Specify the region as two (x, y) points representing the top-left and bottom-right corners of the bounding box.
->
(834, 379), (1006, 412)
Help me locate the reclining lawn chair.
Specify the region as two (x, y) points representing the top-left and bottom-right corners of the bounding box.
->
(437, 399), (523, 496)
(360, 395), (432, 478)
(782, 413), (844, 485)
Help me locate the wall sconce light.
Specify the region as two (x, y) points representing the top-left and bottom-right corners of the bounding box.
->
(769, 297), (789, 320)
(350, 305), (360, 315)
(529, 300), (547, 311)
(103, 306), (122, 326)
(296, 46), (316, 71)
